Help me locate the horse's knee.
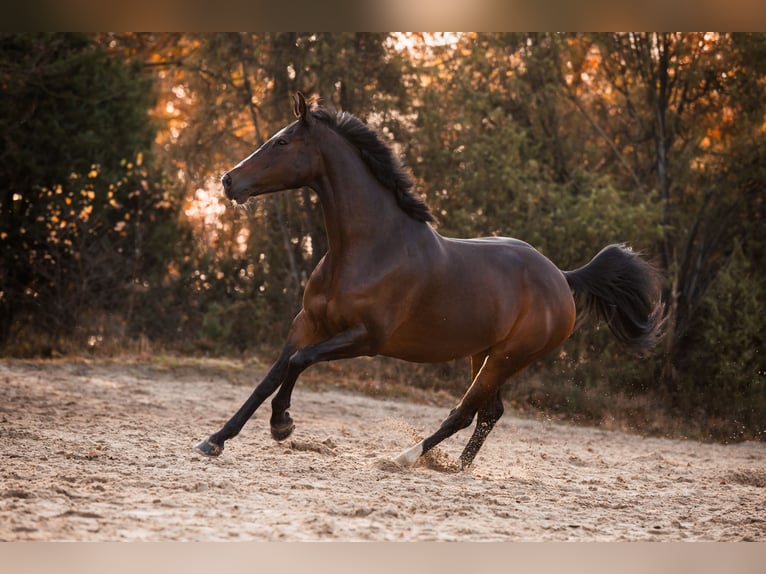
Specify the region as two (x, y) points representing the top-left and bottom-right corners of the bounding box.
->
(285, 347), (318, 378)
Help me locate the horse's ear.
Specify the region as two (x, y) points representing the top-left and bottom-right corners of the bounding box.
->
(291, 92), (301, 118)
(292, 92), (312, 124)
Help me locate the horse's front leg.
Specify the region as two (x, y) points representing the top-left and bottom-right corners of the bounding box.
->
(196, 323), (374, 457)
(269, 324), (374, 441)
(195, 345), (294, 456)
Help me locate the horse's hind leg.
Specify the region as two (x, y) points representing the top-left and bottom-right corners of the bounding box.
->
(459, 389), (504, 469)
(395, 352), (506, 467)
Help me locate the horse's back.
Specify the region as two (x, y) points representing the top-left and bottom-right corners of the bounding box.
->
(440, 234), (560, 286)
(446, 235), (533, 249)
(377, 232), (574, 363)
(442, 234), (573, 318)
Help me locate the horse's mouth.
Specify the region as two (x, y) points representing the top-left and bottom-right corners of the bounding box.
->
(224, 186), (256, 205)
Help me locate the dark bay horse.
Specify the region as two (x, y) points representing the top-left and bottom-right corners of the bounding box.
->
(195, 92), (663, 469)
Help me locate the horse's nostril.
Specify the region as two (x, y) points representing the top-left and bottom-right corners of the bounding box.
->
(221, 173), (232, 192)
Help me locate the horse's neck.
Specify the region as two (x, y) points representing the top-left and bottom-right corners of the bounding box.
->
(312, 152), (413, 259)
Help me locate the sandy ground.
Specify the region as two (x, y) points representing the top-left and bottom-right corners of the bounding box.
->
(1, 358), (764, 541)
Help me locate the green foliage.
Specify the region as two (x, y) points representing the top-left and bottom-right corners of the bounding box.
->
(0, 33), (180, 352)
(679, 244), (766, 438)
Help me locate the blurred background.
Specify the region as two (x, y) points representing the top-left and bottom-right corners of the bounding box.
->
(1, 32), (763, 441)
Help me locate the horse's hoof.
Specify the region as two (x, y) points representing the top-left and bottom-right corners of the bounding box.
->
(394, 442), (424, 467)
(271, 421), (295, 441)
(194, 438), (223, 457)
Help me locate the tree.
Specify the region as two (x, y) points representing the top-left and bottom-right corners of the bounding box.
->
(0, 33), (177, 352)
(588, 34), (765, 399)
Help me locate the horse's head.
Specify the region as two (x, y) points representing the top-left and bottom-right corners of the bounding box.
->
(222, 92), (321, 204)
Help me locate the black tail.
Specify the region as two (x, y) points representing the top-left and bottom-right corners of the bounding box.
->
(564, 244), (664, 355)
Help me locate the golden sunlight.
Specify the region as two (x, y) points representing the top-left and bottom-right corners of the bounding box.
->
(184, 178), (227, 230)
(387, 32), (462, 60)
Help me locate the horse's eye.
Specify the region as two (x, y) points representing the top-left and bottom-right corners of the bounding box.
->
(276, 138), (288, 146)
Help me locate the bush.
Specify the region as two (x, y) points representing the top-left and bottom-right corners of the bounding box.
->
(678, 243), (766, 439)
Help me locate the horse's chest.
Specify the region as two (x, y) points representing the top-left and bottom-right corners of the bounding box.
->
(303, 254), (418, 337)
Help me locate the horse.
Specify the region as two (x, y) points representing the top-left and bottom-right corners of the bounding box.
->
(195, 92), (664, 469)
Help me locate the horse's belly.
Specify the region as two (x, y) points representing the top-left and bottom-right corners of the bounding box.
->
(380, 339), (482, 363)
(379, 313), (506, 363)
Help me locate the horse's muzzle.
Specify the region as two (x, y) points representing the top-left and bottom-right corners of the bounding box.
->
(221, 173), (233, 199)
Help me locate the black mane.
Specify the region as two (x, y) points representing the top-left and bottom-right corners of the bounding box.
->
(311, 107), (436, 224)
